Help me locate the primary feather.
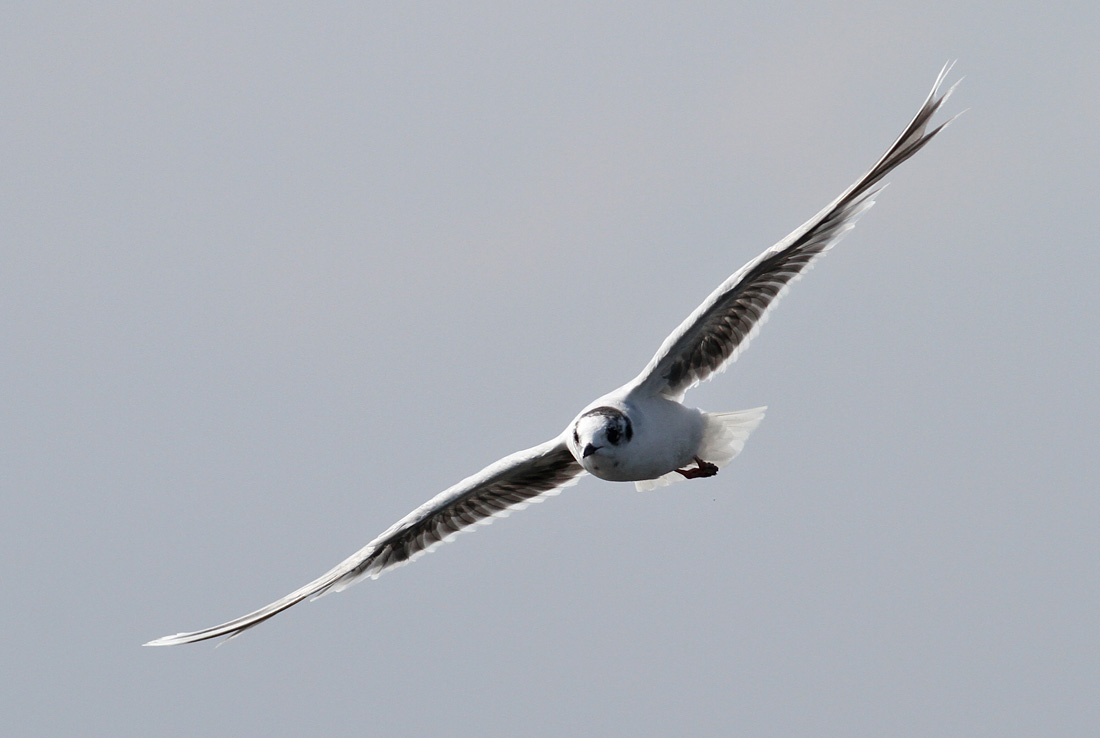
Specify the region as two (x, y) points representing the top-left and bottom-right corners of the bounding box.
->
(633, 63), (959, 400)
(145, 438), (583, 646)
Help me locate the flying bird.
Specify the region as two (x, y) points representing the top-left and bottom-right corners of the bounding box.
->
(146, 66), (958, 646)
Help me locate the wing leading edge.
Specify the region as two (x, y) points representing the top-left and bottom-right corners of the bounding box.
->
(145, 438), (584, 646)
(634, 64), (959, 400)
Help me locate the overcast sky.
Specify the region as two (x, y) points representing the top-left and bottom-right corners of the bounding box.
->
(3, 3), (1098, 737)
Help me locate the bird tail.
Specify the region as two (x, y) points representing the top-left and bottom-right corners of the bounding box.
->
(634, 406), (766, 491)
(699, 406), (767, 467)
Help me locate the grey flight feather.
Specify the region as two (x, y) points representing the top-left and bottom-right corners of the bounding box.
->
(144, 438), (584, 646)
(146, 66), (958, 647)
(632, 63), (960, 400)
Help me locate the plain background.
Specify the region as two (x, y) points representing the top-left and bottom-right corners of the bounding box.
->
(3, 3), (1098, 736)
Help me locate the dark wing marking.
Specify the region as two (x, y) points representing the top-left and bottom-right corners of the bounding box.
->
(145, 437), (583, 646)
(633, 64), (960, 400)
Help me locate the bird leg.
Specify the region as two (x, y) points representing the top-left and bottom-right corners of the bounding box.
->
(675, 456), (719, 479)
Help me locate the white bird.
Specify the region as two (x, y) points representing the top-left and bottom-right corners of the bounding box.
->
(146, 66), (958, 646)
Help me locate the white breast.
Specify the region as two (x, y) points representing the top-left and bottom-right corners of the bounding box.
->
(573, 392), (705, 483)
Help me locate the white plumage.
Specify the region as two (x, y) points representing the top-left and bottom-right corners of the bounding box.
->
(146, 65), (958, 646)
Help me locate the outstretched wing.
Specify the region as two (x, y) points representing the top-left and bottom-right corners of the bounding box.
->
(145, 437), (584, 646)
(633, 64), (960, 400)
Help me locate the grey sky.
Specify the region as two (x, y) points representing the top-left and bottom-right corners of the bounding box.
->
(3, 3), (1097, 737)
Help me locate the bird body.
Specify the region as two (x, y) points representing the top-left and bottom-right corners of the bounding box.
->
(146, 65), (958, 647)
(568, 390), (707, 483)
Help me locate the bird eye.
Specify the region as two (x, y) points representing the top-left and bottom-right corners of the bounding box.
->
(606, 427), (621, 445)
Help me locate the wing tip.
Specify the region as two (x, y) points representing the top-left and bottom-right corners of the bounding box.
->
(143, 623), (252, 647)
(142, 632), (204, 647)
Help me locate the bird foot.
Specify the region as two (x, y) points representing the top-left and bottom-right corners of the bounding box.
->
(675, 456), (719, 479)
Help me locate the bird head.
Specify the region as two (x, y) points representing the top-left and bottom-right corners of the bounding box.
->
(569, 405), (634, 471)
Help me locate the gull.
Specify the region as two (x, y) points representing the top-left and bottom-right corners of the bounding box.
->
(146, 65), (958, 646)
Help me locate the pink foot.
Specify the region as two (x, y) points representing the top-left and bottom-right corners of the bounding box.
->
(675, 456), (719, 479)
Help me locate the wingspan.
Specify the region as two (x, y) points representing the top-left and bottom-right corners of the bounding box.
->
(633, 64), (960, 400)
(145, 437), (584, 646)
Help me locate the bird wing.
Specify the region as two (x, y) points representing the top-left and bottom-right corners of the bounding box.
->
(145, 436), (584, 646)
(632, 64), (959, 400)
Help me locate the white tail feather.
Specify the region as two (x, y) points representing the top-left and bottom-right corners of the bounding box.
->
(634, 406), (766, 491)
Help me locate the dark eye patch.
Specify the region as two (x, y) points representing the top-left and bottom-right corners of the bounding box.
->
(578, 406), (633, 446)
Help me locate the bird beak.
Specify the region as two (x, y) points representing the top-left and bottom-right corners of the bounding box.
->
(582, 443), (599, 458)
